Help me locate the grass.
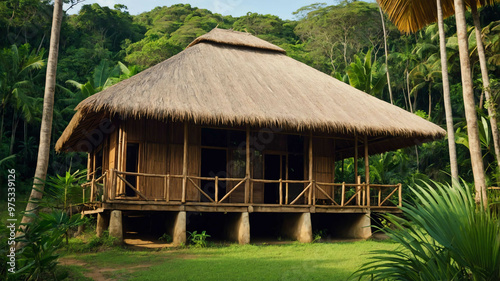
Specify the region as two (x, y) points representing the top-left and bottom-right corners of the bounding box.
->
(59, 240), (397, 280)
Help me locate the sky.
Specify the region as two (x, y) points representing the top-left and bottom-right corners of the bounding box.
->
(64, 0), (342, 20)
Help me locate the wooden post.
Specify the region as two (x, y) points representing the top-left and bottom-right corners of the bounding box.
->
(163, 175), (167, 200)
(332, 139), (336, 199)
(308, 131), (313, 205)
(166, 175), (170, 202)
(110, 169), (116, 200)
(398, 183), (402, 207)
(279, 178), (283, 205)
(285, 154), (289, 205)
(245, 126), (250, 203)
(378, 187), (382, 206)
(181, 122), (188, 203)
(87, 154), (92, 180)
(354, 135), (358, 182)
(364, 135), (370, 207)
(355, 136), (360, 205)
(215, 176), (219, 203)
(91, 177), (95, 202)
(341, 182), (345, 206)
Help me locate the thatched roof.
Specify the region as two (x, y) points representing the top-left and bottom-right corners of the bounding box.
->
(56, 28), (445, 154)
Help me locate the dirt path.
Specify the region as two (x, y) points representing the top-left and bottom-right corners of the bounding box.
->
(59, 258), (113, 281)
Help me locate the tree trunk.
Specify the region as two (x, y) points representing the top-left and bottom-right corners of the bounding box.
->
(19, 0), (63, 229)
(9, 112), (19, 155)
(407, 70), (413, 113)
(471, 2), (500, 179)
(378, 5), (393, 104)
(437, 0), (459, 181)
(453, 0), (487, 206)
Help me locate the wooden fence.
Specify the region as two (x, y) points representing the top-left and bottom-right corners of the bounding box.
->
(82, 169), (402, 208)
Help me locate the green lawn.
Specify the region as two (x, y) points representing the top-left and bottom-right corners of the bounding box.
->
(60, 240), (397, 281)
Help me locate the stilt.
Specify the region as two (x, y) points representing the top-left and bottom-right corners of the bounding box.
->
(96, 212), (109, 237)
(173, 211), (186, 246)
(108, 210), (123, 243)
(227, 212), (250, 244)
(282, 213), (312, 243)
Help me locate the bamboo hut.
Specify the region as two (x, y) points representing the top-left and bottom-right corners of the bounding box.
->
(56, 28), (445, 244)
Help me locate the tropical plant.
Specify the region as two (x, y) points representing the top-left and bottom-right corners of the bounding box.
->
(42, 169), (86, 212)
(352, 180), (500, 280)
(346, 48), (387, 98)
(15, 210), (83, 280)
(187, 230), (211, 248)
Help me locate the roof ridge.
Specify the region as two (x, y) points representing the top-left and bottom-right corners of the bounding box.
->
(187, 27), (286, 54)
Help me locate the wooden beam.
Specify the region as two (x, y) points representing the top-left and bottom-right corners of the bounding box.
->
(308, 131), (313, 205)
(354, 135), (358, 182)
(245, 125), (250, 203)
(182, 122), (188, 203)
(365, 135), (370, 207)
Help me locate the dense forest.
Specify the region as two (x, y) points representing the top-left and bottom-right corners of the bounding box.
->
(1, 0), (500, 198)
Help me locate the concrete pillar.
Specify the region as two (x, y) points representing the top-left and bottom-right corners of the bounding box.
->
(227, 212), (250, 244)
(344, 213), (372, 239)
(173, 211), (186, 246)
(96, 212), (109, 238)
(282, 213), (312, 243)
(108, 210), (123, 243)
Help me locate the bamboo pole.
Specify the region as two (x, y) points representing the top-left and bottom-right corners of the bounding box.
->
(332, 139), (336, 199)
(87, 154), (92, 181)
(308, 131), (313, 205)
(365, 135), (370, 207)
(215, 176), (219, 203)
(166, 175), (170, 202)
(245, 125), (250, 203)
(110, 169), (116, 200)
(279, 178), (283, 205)
(181, 122), (188, 203)
(341, 182), (345, 206)
(354, 135), (358, 182)
(398, 183), (402, 207)
(163, 175), (167, 200)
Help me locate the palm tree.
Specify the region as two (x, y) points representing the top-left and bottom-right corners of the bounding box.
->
(0, 45), (45, 146)
(378, 0), (491, 204)
(454, 0), (487, 205)
(378, 0), (459, 180)
(20, 0), (64, 229)
(470, 1), (500, 177)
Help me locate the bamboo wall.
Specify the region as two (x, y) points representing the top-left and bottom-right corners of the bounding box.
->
(87, 118), (343, 204)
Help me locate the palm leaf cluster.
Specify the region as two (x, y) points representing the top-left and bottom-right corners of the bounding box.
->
(353, 181), (500, 280)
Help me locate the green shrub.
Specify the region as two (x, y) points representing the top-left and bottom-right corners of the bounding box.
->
(158, 233), (173, 243)
(352, 180), (500, 280)
(187, 231), (210, 248)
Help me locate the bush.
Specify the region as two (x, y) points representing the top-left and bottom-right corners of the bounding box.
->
(352, 180), (500, 280)
(187, 231), (210, 248)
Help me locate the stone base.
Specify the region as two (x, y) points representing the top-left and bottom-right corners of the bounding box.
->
(282, 213), (312, 243)
(227, 212), (250, 244)
(96, 212), (109, 238)
(108, 210), (123, 243)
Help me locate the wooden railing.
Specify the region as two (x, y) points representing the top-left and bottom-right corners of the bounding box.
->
(100, 169), (401, 208)
(81, 172), (107, 203)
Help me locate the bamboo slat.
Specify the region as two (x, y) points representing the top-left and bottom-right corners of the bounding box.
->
(117, 174), (148, 199)
(315, 184), (338, 205)
(219, 177), (246, 203)
(188, 177), (214, 203)
(290, 182), (312, 205)
(380, 186), (399, 206)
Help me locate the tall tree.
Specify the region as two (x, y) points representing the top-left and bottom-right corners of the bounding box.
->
(377, 3), (394, 104)
(470, 1), (500, 176)
(454, 0), (488, 205)
(20, 0), (64, 228)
